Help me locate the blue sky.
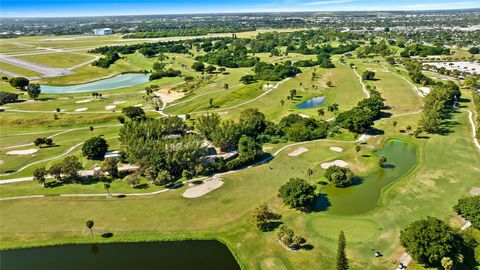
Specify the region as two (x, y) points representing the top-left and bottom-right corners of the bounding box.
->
(1, 0), (479, 17)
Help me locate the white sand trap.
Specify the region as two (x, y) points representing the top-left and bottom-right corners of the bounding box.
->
(183, 178), (223, 198)
(288, 147), (309, 157)
(76, 99), (92, 104)
(470, 187), (480, 196)
(105, 105), (116, 110)
(112, 101), (126, 105)
(7, 148), (38, 155)
(133, 104), (143, 107)
(329, 146), (344, 153)
(321, 160), (349, 169)
(419, 87), (431, 95)
(75, 108), (88, 112)
(299, 114), (310, 118)
(155, 89), (185, 103)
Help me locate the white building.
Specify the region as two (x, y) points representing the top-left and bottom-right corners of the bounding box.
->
(93, 28), (113, 36)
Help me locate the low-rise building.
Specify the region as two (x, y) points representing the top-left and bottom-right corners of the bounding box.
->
(93, 28), (113, 36)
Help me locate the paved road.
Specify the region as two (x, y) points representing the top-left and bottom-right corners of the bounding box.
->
(0, 55), (75, 78)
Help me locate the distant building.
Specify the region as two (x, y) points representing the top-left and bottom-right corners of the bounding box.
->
(93, 28), (112, 36)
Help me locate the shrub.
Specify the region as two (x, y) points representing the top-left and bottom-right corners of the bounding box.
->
(82, 137), (109, 160)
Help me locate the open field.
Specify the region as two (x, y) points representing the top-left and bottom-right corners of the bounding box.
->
(0, 31), (479, 270)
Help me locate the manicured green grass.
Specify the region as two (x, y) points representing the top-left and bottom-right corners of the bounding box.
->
(1, 35), (479, 270)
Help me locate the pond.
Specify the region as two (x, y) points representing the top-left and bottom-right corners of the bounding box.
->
(315, 140), (417, 215)
(0, 240), (240, 270)
(40, 73), (150, 94)
(296, 96), (326, 109)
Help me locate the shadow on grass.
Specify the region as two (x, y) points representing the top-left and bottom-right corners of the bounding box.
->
(312, 193), (331, 212)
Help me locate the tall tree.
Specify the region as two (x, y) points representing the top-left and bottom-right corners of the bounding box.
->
(86, 220), (94, 236)
(26, 83), (41, 99)
(33, 166), (48, 187)
(101, 157), (118, 179)
(104, 182), (111, 198)
(336, 231), (349, 270)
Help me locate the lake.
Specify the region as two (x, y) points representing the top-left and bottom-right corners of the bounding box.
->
(296, 96), (326, 109)
(40, 73), (150, 94)
(315, 140), (417, 215)
(0, 240), (240, 270)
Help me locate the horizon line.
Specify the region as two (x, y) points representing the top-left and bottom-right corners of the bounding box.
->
(2, 7), (479, 19)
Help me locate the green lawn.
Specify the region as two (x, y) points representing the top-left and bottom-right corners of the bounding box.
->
(18, 52), (96, 69)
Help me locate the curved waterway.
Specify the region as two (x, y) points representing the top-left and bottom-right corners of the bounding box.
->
(315, 140), (418, 215)
(296, 96), (326, 109)
(0, 241), (240, 270)
(40, 73), (150, 94)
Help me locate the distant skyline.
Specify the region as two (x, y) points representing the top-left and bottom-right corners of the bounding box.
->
(1, 0), (479, 18)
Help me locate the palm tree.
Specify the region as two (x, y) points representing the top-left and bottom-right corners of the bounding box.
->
(317, 108), (325, 116)
(306, 168), (313, 183)
(280, 99), (285, 107)
(86, 220), (94, 236)
(355, 145), (361, 155)
(224, 83), (229, 90)
(209, 98), (213, 108)
(104, 182), (111, 198)
(392, 121), (398, 133)
(89, 126), (94, 135)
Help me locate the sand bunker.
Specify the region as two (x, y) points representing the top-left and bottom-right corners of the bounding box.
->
(112, 101), (126, 105)
(418, 87), (431, 95)
(155, 89), (185, 103)
(329, 146), (344, 153)
(76, 99), (92, 104)
(288, 147), (309, 157)
(321, 160), (349, 169)
(105, 105), (116, 110)
(7, 148), (38, 155)
(75, 108), (88, 112)
(183, 178), (223, 198)
(470, 187), (480, 196)
(133, 104), (143, 107)
(299, 114), (310, 118)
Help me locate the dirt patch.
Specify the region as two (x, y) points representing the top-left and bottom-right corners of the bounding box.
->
(155, 89), (185, 104)
(75, 108), (88, 112)
(7, 148), (38, 155)
(321, 160), (349, 169)
(288, 147), (309, 157)
(183, 178), (223, 198)
(470, 187), (480, 196)
(329, 146), (343, 152)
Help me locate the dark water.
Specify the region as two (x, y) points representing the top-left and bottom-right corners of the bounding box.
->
(296, 96), (326, 109)
(0, 241), (240, 270)
(315, 140), (417, 215)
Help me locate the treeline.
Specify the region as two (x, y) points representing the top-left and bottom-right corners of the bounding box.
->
(195, 46), (259, 68)
(252, 61), (301, 81)
(336, 89), (385, 133)
(149, 61), (182, 81)
(400, 44), (450, 57)
(92, 51), (120, 68)
(89, 40), (191, 58)
(122, 26), (254, 39)
(419, 81), (460, 133)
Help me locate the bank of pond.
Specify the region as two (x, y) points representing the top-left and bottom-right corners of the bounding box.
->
(40, 73), (150, 94)
(315, 139), (418, 215)
(0, 240), (240, 270)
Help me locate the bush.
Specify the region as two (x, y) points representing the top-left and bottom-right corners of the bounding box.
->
(0, 91), (19, 105)
(278, 178), (316, 210)
(400, 217), (462, 266)
(9, 77), (29, 89)
(276, 224), (305, 249)
(82, 137), (109, 160)
(324, 165), (354, 187)
(122, 106), (145, 121)
(454, 196), (480, 229)
(154, 170), (174, 186)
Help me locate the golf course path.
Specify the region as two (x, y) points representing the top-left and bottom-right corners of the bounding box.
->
(462, 108), (480, 151)
(352, 68), (371, 98)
